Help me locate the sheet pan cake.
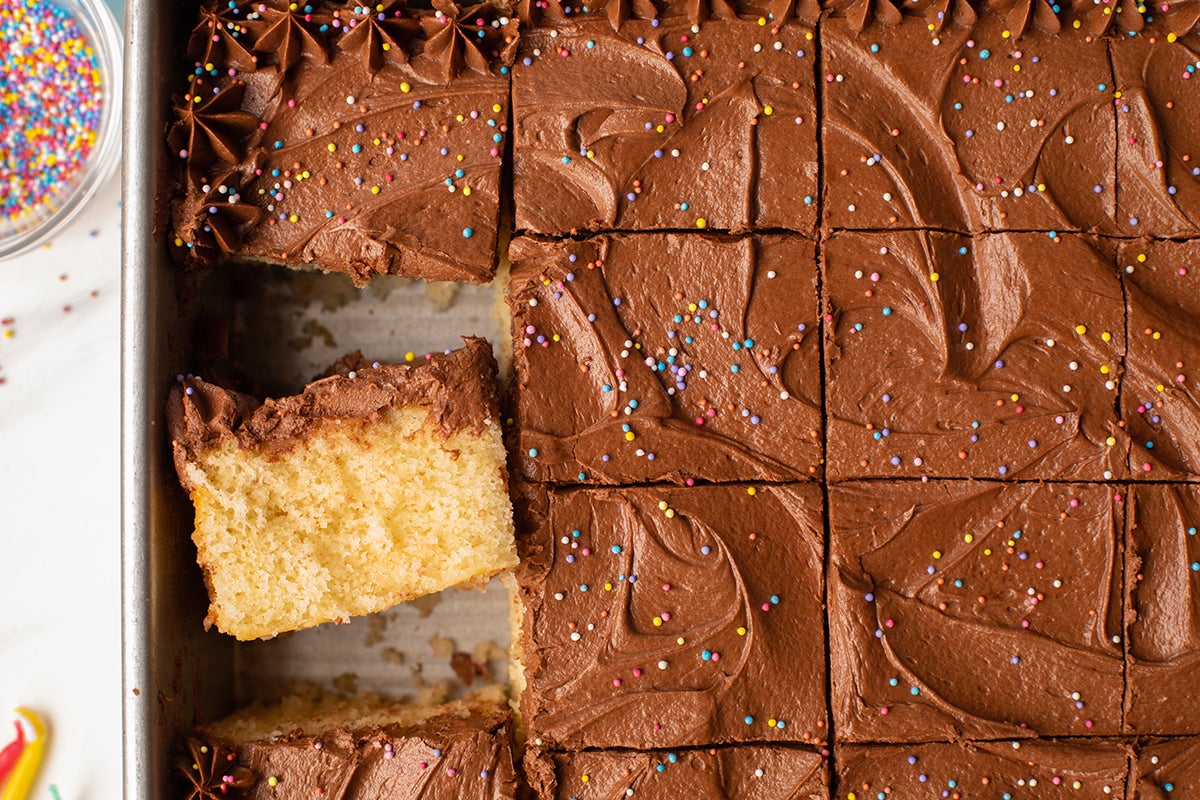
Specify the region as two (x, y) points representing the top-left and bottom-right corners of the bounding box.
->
(159, 0), (1200, 796)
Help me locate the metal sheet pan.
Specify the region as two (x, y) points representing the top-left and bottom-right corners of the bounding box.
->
(121, 4), (515, 797)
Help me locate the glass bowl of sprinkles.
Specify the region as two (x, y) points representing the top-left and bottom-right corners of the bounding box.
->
(0, 0), (122, 260)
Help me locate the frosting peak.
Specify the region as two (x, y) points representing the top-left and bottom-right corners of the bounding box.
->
(336, 1), (422, 73)
(169, 80), (260, 167)
(253, 2), (331, 72)
(189, 4), (260, 70)
(179, 737), (257, 800)
(420, 0), (519, 82)
(990, 0), (1060, 37)
(831, 0), (902, 32)
(177, 169), (264, 263)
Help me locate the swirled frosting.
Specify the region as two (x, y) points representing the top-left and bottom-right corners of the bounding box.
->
(336, 1), (421, 73)
(515, 484), (827, 750)
(1126, 485), (1200, 734)
(824, 229), (1127, 481)
(829, 481), (1126, 742)
(839, 740), (1131, 798)
(168, 79), (261, 169)
(171, 168), (265, 263)
(1113, 27), (1200, 236)
(822, 5), (1119, 233)
(1120, 240), (1200, 479)
(180, 700), (518, 800)
(527, 745), (828, 799)
(1137, 739), (1200, 799)
(169, 0), (517, 285)
(508, 233), (822, 485)
(512, 2), (819, 235)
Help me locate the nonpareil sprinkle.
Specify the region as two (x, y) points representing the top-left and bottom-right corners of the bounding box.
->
(1, 0), (103, 224)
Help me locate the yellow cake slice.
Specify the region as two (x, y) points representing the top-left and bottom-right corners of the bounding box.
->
(167, 337), (515, 641)
(181, 688), (518, 799)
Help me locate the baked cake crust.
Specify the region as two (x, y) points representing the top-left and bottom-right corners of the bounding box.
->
(829, 480), (1125, 742)
(509, 233), (822, 485)
(515, 483), (827, 750)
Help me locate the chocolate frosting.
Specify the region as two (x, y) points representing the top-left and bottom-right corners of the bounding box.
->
(1120, 240), (1200, 479)
(180, 706), (517, 800)
(822, 8), (1118, 234)
(824, 230), (1128, 481)
(253, 3), (332, 74)
(515, 484), (828, 750)
(168, 80), (261, 168)
(527, 745), (828, 799)
(171, 168), (265, 262)
(180, 738), (256, 800)
(1113, 30), (1200, 237)
(1126, 485), (1200, 734)
(512, 5), (819, 235)
(336, 1), (421, 74)
(168, 337), (501, 485)
(829, 481), (1125, 742)
(170, 0), (517, 285)
(508, 234), (822, 485)
(1137, 739), (1200, 799)
(421, 0), (518, 82)
(188, 3), (260, 72)
(838, 740), (1131, 799)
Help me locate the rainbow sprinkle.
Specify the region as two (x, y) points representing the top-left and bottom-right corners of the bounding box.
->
(1, 0), (103, 226)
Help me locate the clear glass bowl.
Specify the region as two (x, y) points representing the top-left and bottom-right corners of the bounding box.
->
(0, 0), (123, 260)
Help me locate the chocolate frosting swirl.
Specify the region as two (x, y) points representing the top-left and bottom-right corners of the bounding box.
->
(830, 481), (1126, 742)
(824, 231), (1127, 481)
(1120, 241), (1200, 476)
(529, 746), (828, 799)
(421, 0), (519, 82)
(174, 169), (264, 264)
(253, 1), (332, 73)
(840, 740), (1131, 798)
(513, 0), (569, 25)
(169, 80), (261, 167)
(591, 0), (661, 28)
(189, 3), (261, 70)
(516, 484), (828, 750)
(990, 0), (1059, 36)
(184, 704), (517, 800)
(170, 1), (516, 283)
(179, 738), (257, 800)
(1138, 740), (1200, 797)
(509, 234), (823, 485)
(824, 0), (901, 30)
(336, 1), (421, 73)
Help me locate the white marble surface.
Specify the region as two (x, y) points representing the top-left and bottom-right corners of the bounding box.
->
(0, 173), (124, 798)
